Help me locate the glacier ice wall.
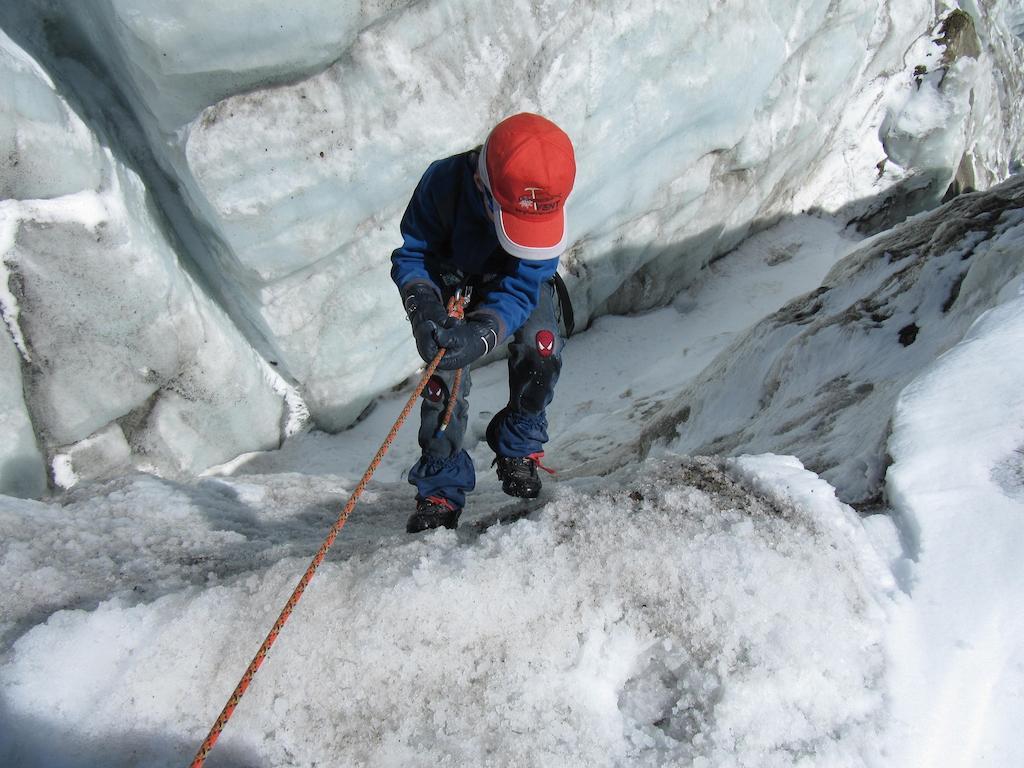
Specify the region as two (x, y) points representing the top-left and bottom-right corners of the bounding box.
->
(849, 2), (1024, 232)
(183, 0), (947, 431)
(0, 29), (291, 494)
(0, 1), (1021, 491)
(52, 0), (417, 130)
(14, 0), (1023, 432)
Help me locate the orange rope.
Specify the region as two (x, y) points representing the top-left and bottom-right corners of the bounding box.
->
(189, 296), (466, 768)
(438, 367), (462, 433)
(437, 292), (467, 433)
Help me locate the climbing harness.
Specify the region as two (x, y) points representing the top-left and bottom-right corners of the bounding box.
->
(189, 293), (469, 768)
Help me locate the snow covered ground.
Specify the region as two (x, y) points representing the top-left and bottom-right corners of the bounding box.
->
(885, 285), (1024, 768)
(654, 174), (1024, 505)
(2, 197), (1022, 765)
(1, 211), (899, 767)
(0, 456), (896, 768)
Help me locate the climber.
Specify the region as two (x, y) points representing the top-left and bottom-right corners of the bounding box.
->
(391, 112), (576, 533)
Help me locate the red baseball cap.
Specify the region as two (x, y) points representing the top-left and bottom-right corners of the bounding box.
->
(478, 113), (576, 261)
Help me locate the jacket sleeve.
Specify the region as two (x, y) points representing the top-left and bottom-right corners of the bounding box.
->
(471, 255), (559, 343)
(390, 161), (446, 297)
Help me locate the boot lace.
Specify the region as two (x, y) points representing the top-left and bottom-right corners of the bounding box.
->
(423, 495), (457, 511)
(526, 452), (556, 475)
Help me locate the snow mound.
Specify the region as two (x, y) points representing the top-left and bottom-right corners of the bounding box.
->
(651, 173), (1024, 505)
(885, 287), (1024, 767)
(1, 456), (892, 767)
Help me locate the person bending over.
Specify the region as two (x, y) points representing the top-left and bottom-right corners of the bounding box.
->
(391, 112), (576, 533)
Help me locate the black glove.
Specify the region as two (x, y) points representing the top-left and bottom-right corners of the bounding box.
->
(434, 315), (501, 370)
(401, 282), (449, 363)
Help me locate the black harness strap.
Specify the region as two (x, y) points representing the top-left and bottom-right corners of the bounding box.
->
(553, 272), (575, 338)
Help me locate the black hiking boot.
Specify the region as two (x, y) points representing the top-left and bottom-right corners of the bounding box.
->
(493, 453), (554, 499)
(406, 495), (462, 533)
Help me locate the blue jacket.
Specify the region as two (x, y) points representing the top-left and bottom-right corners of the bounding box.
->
(390, 150), (559, 342)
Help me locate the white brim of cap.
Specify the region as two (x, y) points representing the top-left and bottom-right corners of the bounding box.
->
(494, 206), (568, 261)
(478, 142), (568, 261)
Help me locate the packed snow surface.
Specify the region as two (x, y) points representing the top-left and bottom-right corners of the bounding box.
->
(885, 285), (1024, 768)
(1, 457), (894, 768)
(0, 209), (896, 767)
(2, 194), (1023, 764)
